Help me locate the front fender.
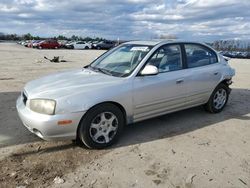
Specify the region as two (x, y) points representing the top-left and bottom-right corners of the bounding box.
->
(55, 82), (133, 122)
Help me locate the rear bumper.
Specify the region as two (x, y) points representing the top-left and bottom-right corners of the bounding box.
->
(16, 95), (85, 141)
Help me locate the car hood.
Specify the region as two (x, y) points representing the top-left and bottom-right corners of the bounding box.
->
(24, 68), (123, 99)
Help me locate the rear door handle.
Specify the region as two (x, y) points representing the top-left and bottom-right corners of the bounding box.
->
(176, 79), (184, 84)
(214, 72), (219, 75)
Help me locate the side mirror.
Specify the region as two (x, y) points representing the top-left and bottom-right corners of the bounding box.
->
(140, 65), (158, 76)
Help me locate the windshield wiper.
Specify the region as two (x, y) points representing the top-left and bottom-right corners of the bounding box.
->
(97, 68), (113, 76)
(89, 66), (113, 76)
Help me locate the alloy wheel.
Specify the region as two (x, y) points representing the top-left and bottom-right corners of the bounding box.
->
(213, 88), (227, 110)
(89, 112), (118, 144)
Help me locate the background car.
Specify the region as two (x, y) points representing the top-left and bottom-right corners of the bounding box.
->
(32, 40), (42, 48)
(37, 40), (60, 49)
(91, 41), (101, 48)
(66, 41), (91, 49)
(57, 40), (69, 48)
(23, 40), (31, 47)
(64, 41), (75, 49)
(24, 40), (32, 48)
(19, 41), (27, 46)
(27, 40), (32, 48)
(93, 40), (115, 50)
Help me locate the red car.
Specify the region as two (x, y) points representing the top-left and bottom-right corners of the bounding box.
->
(37, 40), (60, 49)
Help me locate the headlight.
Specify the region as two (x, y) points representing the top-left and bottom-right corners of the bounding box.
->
(29, 99), (56, 115)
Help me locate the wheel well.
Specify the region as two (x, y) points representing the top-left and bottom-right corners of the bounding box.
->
(206, 79), (231, 105)
(220, 79), (231, 87)
(100, 101), (127, 124)
(76, 101), (127, 137)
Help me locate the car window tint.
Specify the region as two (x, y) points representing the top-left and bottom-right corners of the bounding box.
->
(147, 45), (182, 73)
(185, 44), (217, 68)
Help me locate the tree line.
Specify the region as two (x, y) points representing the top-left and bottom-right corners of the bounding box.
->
(212, 40), (250, 52)
(0, 32), (106, 42)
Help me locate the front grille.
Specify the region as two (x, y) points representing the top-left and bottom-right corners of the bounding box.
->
(22, 92), (27, 105)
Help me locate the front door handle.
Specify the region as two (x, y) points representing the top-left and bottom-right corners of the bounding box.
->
(176, 79), (184, 84)
(214, 72), (219, 75)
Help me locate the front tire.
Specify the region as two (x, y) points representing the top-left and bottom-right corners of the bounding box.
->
(204, 83), (229, 113)
(77, 103), (124, 149)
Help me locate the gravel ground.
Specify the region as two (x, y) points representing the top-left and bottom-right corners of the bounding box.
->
(0, 43), (249, 188)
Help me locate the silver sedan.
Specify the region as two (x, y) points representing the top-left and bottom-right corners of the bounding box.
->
(16, 41), (235, 148)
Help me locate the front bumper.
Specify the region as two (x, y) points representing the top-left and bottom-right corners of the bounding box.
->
(16, 95), (85, 141)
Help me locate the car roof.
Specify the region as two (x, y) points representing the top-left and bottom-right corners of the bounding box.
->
(124, 40), (210, 47)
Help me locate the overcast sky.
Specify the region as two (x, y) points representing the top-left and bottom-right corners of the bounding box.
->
(0, 0), (249, 41)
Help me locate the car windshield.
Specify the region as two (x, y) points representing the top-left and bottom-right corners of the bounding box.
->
(89, 44), (152, 77)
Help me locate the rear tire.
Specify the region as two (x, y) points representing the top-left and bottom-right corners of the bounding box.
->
(77, 103), (124, 149)
(204, 83), (229, 113)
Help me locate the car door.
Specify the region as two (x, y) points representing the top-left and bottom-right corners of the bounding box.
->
(75, 42), (80, 49)
(51, 41), (56, 48)
(44, 41), (49, 48)
(102, 42), (108, 49)
(75, 42), (82, 49)
(105, 41), (112, 49)
(108, 41), (114, 49)
(133, 44), (189, 122)
(183, 43), (221, 106)
(83, 42), (88, 48)
(49, 41), (54, 48)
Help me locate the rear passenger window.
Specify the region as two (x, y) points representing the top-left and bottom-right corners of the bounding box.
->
(185, 44), (217, 68)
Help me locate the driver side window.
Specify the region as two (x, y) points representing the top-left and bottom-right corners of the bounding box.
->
(147, 45), (182, 73)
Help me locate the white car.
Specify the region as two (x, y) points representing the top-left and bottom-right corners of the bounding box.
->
(67, 41), (92, 49)
(16, 40), (235, 149)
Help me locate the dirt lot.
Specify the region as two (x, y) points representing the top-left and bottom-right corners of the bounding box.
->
(0, 43), (249, 188)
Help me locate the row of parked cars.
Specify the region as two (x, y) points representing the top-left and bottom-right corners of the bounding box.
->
(219, 51), (250, 59)
(18, 40), (117, 50)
